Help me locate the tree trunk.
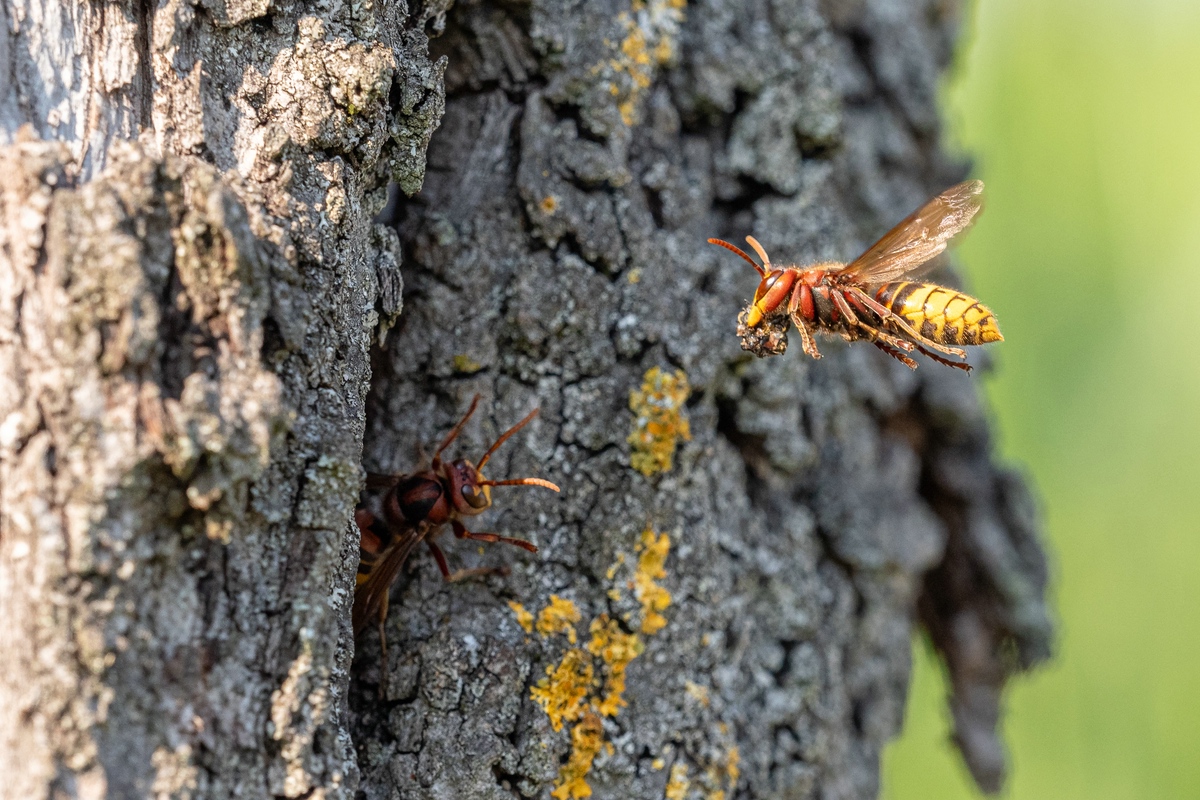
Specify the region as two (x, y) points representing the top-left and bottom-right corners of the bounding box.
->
(0, 0), (1051, 799)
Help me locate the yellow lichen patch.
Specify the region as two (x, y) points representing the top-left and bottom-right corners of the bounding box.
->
(673, 737), (740, 800)
(652, 35), (675, 64)
(628, 367), (692, 477)
(530, 648), (594, 732)
(540, 194), (559, 214)
(452, 354), (483, 374)
(587, 615), (644, 717)
(618, 99), (639, 128)
(684, 680), (710, 707)
(602, 0), (687, 126)
(725, 747), (740, 788)
(509, 601), (534, 634)
(537, 595), (582, 644)
(551, 711), (605, 800)
(666, 763), (690, 800)
(699, 744), (741, 800)
(634, 527), (672, 633)
(525, 531), (673, 798)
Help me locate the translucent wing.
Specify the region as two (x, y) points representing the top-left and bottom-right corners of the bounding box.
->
(837, 181), (984, 284)
(351, 523), (428, 636)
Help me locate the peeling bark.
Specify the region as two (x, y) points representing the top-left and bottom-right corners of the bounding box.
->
(0, 1), (1050, 799)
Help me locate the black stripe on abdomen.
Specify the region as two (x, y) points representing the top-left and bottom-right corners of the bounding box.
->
(877, 281), (921, 312)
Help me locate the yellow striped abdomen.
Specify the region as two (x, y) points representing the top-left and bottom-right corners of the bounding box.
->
(875, 281), (1003, 346)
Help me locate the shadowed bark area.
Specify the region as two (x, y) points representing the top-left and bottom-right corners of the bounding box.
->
(356, 1), (1051, 798)
(0, 0), (1050, 798)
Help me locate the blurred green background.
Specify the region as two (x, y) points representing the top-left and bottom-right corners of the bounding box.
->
(883, 0), (1200, 797)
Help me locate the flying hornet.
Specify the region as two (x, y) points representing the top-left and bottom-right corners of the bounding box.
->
(709, 180), (1002, 371)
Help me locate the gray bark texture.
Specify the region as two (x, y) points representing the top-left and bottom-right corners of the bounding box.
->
(0, 0), (1052, 799)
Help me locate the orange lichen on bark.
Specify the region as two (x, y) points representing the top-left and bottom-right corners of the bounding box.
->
(536, 594), (582, 644)
(628, 367), (691, 477)
(634, 527), (672, 633)
(550, 711), (605, 800)
(530, 648), (594, 733)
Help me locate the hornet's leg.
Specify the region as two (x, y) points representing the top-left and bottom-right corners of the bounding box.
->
(845, 288), (972, 370)
(426, 538), (453, 579)
(832, 291), (915, 353)
(429, 528), (516, 582)
(444, 564), (509, 582)
(451, 519), (538, 552)
(873, 341), (919, 370)
(914, 343), (973, 373)
(786, 282), (822, 359)
(847, 287), (968, 360)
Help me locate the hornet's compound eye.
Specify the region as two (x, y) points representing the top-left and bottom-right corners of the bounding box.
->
(461, 483), (489, 509)
(755, 271), (780, 303)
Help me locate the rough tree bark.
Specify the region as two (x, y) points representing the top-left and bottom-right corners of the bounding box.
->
(0, 0), (1051, 799)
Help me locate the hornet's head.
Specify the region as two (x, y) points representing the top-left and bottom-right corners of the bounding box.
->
(745, 268), (799, 327)
(432, 396), (560, 517)
(708, 235), (794, 327)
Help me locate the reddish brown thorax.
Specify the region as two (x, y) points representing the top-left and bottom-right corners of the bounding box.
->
(385, 471), (449, 529)
(747, 264), (844, 327)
